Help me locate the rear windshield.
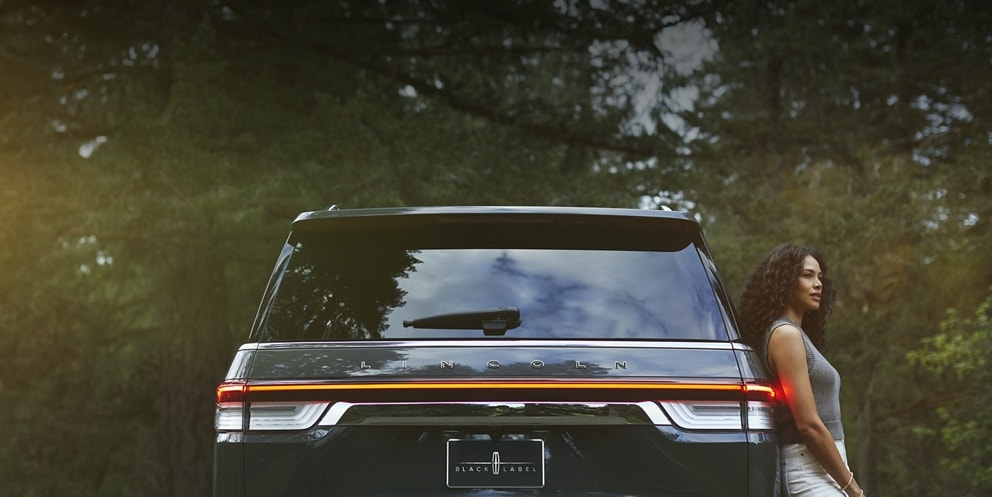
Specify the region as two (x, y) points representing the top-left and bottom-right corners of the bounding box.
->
(258, 239), (730, 342)
(260, 233), (727, 341)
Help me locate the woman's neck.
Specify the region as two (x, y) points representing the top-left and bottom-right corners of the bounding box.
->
(781, 307), (804, 327)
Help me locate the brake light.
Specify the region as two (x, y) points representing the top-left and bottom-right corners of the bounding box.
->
(744, 383), (776, 402)
(217, 381), (247, 403)
(657, 383), (776, 431)
(743, 382), (776, 431)
(215, 380), (331, 433)
(215, 381), (247, 432)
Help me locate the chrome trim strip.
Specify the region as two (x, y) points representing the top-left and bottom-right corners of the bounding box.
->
(247, 340), (741, 351)
(659, 400), (743, 430)
(317, 401), (672, 427)
(248, 402), (331, 431)
(636, 401), (672, 426)
(319, 401), (354, 426)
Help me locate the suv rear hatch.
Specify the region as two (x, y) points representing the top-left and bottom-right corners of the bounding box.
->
(214, 207), (777, 497)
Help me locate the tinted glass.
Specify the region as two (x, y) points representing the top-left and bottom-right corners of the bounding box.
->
(260, 243), (728, 341)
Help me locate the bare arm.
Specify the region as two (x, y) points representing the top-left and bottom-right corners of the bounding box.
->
(768, 324), (864, 496)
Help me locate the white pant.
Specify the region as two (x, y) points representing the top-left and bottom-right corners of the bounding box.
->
(780, 440), (849, 496)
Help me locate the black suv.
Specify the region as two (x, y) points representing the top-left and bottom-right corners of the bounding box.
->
(214, 206), (778, 497)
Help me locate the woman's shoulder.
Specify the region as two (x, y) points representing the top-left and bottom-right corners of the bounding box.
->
(768, 321), (803, 342)
(760, 319), (800, 349)
(767, 318), (802, 337)
(767, 321), (815, 371)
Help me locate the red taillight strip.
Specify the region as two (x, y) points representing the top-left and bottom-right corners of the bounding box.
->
(216, 381), (247, 403)
(238, 381), (752, 403)
(217, 379), (774, 403)
(744, 383), (776, 401)
(248, 381), (742, 392)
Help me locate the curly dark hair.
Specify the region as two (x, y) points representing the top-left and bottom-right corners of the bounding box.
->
(737, 243), (835, 352)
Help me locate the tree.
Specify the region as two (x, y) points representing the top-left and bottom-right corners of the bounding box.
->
(2, 1), (990, 496)
(1, 2), (704, 495)
(644, 1), (992, 495)
(908, 288), (992, 496)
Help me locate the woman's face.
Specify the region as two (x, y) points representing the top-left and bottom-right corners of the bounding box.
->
(789, 255), (823, 313)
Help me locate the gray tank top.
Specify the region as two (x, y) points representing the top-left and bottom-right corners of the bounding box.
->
(761, 318), (845, 443)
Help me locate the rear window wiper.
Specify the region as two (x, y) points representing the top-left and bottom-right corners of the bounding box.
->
(402, 306), (521, 336)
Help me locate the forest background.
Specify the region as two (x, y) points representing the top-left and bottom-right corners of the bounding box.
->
(1, 1), (990, 496)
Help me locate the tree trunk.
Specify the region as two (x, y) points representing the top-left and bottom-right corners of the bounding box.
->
(154, 245), (230, 497)
(856, 369), (876, 495)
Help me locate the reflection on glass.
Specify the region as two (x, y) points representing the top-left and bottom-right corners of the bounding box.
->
(261, 243), (726, 341)
(262, 245), (419, 341)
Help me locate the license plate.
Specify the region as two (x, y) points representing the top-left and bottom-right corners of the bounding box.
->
(446, 439), (545, 488)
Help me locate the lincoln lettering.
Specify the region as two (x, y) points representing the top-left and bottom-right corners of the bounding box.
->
(356, 359), (629, 372)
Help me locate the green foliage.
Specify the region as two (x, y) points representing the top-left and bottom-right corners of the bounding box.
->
(908, 289), (992, 496)
(1, 1), (990, 496)
(663, 2), (992, 495)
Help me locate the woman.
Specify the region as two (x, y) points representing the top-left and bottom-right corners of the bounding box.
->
(738, 243), (865, 497)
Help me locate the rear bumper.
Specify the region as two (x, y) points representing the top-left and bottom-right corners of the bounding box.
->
(232, 426), (764, 497)
(215, 400), (777, 497)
